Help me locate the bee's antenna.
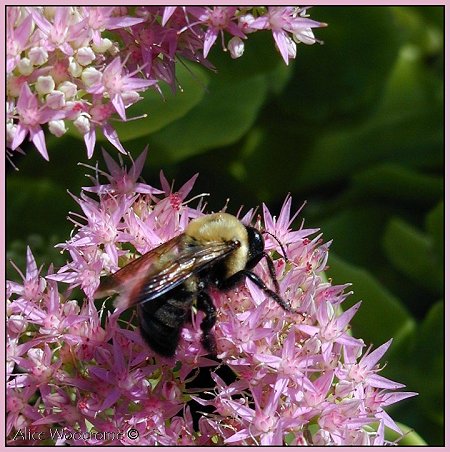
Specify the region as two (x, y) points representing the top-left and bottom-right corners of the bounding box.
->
(262, 230), (288, 262)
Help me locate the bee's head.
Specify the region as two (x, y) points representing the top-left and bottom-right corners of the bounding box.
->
(245, 226), (265, 269)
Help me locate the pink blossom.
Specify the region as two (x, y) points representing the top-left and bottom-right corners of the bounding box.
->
(8, 246), (46, 302)
(7, 9), (34, 72)
(262, 195), (319, 254)
(87, 57), (156, 120)
(11, 83), (65, 160)
(29, 7), (88, 56)
(6, 6), (325, 163)
(251, 7), (326, 64)
(6, 152), (415, 445)
(75, 98), (128, 158)
(188, 7), (246, 58)
(80, 7), (145, 45)
(83, 148), (162, 197)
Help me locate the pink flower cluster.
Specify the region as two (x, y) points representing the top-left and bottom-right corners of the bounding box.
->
(6, 150), (416, 445)
(6, 6), (325, 163)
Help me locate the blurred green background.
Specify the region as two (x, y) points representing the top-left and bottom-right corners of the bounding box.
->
(7, 7), (443, 445)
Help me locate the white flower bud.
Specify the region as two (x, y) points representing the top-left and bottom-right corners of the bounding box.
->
(109, 43), (120, 56)
(68, 56), (82, 77)
(36, 75), (55, 95)
(17, 58), (33, 76)
(58, 81), (78, 99)
(7, 122), (17, 145)
(73, 114), (91, 134)
(92, 38), (113, 54)
(76, 46), (96, 66)
(293, 28), (316, 45)
(48, 119), (67, 137)
(81, 67), (102, 88)
(28, 47), (48, 66)
(228, 36), (245, 59)
(46, 90), (65, 109)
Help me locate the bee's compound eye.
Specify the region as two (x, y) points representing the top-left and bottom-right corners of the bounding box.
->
(246, 226), (264, 269)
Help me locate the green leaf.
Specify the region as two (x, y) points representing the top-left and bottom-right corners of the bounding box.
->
(425, 201), (444, 261)
(382, 217), (443, 295)
(265, 61), (293, 96)
(7, 235), (66, 282)
(385, 422), (427, 445)
(352, 164), (443, 208)
(393, 7), (443, 56)
(208, 31), (286, 82)
(326, 253), (415, 348)
(293, 38), (443, 192)
(318, 206), (390, 271)
(373, 44), (442, 118)
(407, 302), (444, 427)
(280, 7), (402, 124)
(6, 177), (73, 244)
(142, 73), (269, 165)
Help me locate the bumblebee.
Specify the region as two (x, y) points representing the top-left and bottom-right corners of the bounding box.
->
(94, 212), (297, 357)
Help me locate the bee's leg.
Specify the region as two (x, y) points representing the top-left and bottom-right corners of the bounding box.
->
(220, 270), (298, 314)
(263, 252), (280, 294)
(197, 292), (217, 356)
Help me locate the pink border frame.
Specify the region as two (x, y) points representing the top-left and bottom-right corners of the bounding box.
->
(1, 2), (447, 450)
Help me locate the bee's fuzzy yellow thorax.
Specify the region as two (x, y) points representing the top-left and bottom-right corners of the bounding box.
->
(186, 213), (249, 276)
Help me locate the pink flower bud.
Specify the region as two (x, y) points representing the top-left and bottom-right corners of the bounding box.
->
(58, 81), (78, 99)
(29, 47), (48, 66)
(8, 315), (28, 335)
(238, 13), (258, 33)
(63, 299), (80, 316)
(121, 90), (141, 107)
(46, 90), (65, 109)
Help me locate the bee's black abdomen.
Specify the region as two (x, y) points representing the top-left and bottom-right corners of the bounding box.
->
(138, 313), (181, 357)
(137, 287), (194, 357)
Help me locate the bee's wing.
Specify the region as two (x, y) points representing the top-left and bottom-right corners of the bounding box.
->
(95, 234), (239, 309)
(94, 234), (184, 299)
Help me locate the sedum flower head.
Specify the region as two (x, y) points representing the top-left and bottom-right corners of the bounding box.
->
(7, 151), (416, 445)
(6, 6), (326, 163)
